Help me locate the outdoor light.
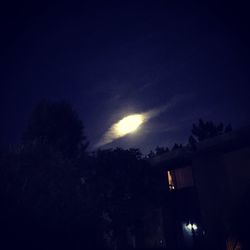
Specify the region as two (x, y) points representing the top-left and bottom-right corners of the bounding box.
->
(186, 222), (198, 231)
(187, 223), (193, 230)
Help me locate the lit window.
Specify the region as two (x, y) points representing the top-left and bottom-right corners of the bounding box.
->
(167, 166), (194, 190)
(167, 170), (175, 190)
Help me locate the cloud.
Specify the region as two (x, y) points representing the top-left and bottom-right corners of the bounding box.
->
(141, 93), (193, 121)
(94, 93), (193, 148)
(138, 82), (154, 92)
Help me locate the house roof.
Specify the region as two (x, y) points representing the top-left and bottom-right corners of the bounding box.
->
(149, 125), (250, 170)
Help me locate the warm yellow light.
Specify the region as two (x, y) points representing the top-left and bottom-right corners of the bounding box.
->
(114, 114), (144, 136)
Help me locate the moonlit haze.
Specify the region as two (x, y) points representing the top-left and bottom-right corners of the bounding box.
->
(95, 107), (166, 148)
(115, 114), (145, 136)
(95, 113), (147, 148)
(95, 94), (193, 148)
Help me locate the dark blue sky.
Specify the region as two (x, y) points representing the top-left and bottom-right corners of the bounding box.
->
(1, 1), (250, 153)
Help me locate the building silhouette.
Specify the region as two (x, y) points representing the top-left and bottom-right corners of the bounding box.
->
(149, 126), (250, 250)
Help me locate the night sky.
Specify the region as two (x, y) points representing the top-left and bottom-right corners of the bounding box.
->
(1, 1), (250, 153)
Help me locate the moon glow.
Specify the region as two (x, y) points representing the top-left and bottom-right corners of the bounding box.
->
(95, 95), (192, 147)
(114, 114), (145, 137)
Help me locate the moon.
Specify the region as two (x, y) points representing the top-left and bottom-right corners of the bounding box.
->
(114, 114), (145, 137)
(96, 95), (192, 147)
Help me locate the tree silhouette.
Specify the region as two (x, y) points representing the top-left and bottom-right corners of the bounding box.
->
(155, 146), (170, 155)
(22, 100), (88, 158)
(171, 143), (183, 151)
(189, 119), (232, 149)
(146, 146), (170, 158)
(83, 147), (160, 249)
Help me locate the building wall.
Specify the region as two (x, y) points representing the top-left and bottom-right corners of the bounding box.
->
(151, 139), (250, 249)
(192, 153), (229, 250)
(164, 187), (201, 249)
(223, 147), (250, 199)
(192, 146), (250, 250)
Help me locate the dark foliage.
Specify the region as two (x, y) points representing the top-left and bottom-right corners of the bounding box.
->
(22, 100), (88, 159)
(0, 143), (102, 249)
(0, 101), (163, 249)
(171, 143), (183, 151)
(0, 144), (159, 249)
(189, 119), (232, 149)
(147, 146), (170, 158)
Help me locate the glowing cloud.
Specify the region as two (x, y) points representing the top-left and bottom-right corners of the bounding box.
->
(95, 113), (146, 147)
(94, 106), (169, 148)
(95, 94), (193, 147)
(114, 114), (145, 137)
